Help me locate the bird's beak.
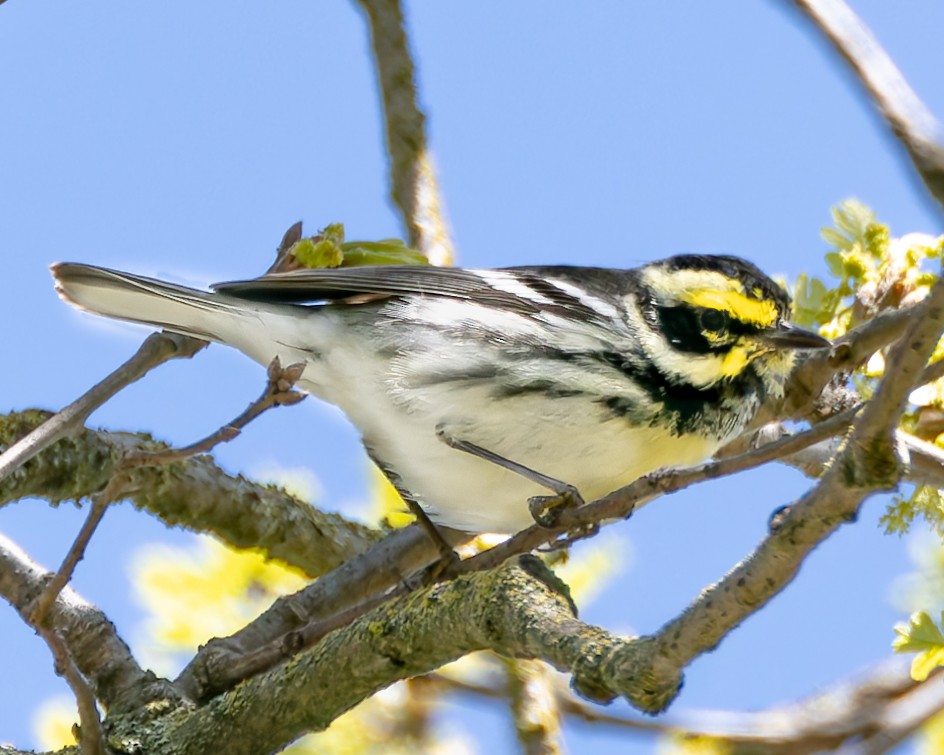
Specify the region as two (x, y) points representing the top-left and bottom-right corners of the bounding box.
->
(760, 322), (832, 350)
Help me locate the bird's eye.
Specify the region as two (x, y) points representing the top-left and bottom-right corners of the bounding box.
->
(699, 309), (728, 332)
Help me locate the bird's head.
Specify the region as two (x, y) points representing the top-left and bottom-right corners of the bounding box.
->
(633, 254), (830, 391)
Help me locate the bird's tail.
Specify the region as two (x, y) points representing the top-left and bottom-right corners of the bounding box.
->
(51, 262), (257, 344)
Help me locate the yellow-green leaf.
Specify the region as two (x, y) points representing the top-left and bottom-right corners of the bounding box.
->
(911, 646), (944, 682)
(863, 221), (890, 258)
(893, 610), (944, 651)
(824, 251), (844, 278)
(291, 237), (344, 269)
(893, 610), (944, 680)
(319, 223), (345, 244)
(340, 240), (429, 267)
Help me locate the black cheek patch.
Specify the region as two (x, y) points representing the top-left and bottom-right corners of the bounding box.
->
(655, 305), (713, 354)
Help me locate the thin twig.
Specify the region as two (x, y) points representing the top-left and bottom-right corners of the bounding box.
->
(918, 356), (944, 387)
(769, 305), (914, 424)
(39, 627), (108, 755)
(122, 357), (306, 469)
(30, 498), (110, 627)
(3, 354), (312, 751)
(173, 523), (459, 700)
(28, 359), (307, 669)
(0, 332), (205, 483)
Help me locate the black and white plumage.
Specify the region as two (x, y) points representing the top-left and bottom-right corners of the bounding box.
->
(52, 255), (828, 533)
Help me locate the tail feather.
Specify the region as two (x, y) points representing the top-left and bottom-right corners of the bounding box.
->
(51, 263), (249, 343)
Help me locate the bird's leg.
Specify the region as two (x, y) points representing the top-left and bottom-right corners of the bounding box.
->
(366, 449), (460, 576)
(404, 498), (462, 576)
(435, 427), (584, 527)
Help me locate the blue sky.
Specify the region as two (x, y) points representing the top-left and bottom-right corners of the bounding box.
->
(1, 1), (943, 752)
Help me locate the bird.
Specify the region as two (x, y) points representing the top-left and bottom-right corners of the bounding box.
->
(52, 254), (830, 534)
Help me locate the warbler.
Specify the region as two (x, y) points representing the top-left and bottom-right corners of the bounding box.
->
(52, 255), (829, 533)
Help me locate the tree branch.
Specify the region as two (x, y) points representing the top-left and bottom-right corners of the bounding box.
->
(429, 658), (944, 754)
(0, 411), (381, 578)
(0, 532), (178, 714)
(763, 304), (914, 426)
(154, 557), (644, 755)
(507, 659), (564, 755)
(792, 0), (944, 209)
(765, 423), (944, 490)
(357, 0), (454, 265)
(174, 523), (467, 700)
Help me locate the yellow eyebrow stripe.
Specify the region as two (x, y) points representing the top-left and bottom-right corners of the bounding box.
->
(683, 290), (778, 327)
